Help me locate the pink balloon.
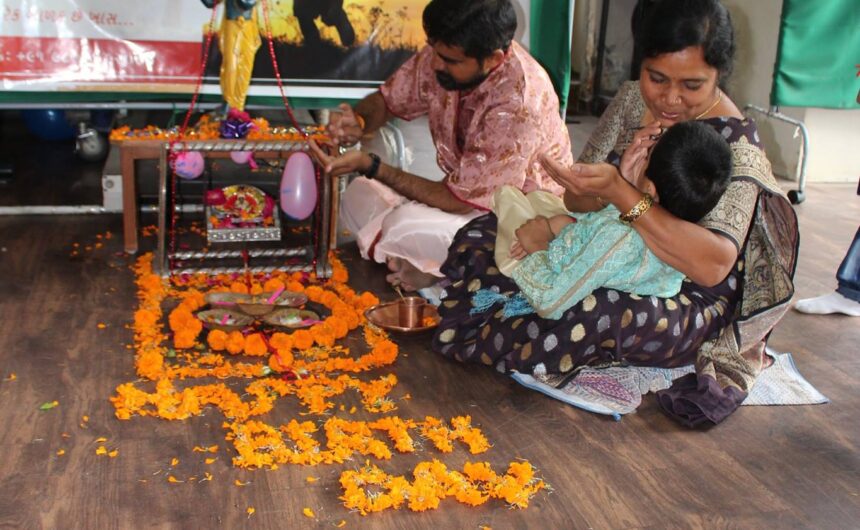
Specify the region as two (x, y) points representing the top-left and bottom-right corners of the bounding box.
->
(279, 152), (317, 220)
(230, 151), (252, 164)
(172, 151), (204, 180)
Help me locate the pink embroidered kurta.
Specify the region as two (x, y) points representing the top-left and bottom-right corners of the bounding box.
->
(380, 41), (570, 210)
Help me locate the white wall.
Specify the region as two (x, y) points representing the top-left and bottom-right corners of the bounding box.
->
(513, 0), (532, 49)
(709, 0), (860, 183)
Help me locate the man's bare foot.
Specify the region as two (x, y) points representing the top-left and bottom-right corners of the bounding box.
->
(385, 257), (437, 292)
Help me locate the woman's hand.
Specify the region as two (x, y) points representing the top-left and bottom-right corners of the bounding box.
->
(540, 155), (626, 204)
(620, 121), (661, 188)
(514, 216), (554, 255)
(326, 103), (364, 147)
(308, 139), (370, 178)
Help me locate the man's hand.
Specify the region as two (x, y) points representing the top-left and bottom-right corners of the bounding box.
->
(326, 103), (364, 147)
(308, 139), (371, 178)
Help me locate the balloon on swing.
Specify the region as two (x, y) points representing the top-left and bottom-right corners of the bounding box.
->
(279, 152), (317, 220)
(230, 151), (253, 164)
(172, 151), (205, 180)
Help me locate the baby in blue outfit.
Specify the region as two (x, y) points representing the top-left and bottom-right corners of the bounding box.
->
(490, 120), (733, 320)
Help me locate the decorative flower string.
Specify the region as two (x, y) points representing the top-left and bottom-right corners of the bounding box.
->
(111, 252), (547, 514)
(110, 115), (329, 143)
(339, 459), (547, 515)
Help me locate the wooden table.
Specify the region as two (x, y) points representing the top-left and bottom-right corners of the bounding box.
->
(113, 139), (337, 255)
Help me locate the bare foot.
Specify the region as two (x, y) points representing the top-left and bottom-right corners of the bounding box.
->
(385, 258), (437, 292)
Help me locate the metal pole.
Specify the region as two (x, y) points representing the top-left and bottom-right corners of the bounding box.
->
(591, 0), (611, 115)
(743, 104), (809, 204)
(156, 144), (170, 275)
(0, 204), (203, 216)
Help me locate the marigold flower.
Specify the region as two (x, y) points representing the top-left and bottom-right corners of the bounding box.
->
(269, 332), (293, 352)
(243, 333), (268, 357)
(229, 282), (249, 294)
(207, 329), (228, 351)
(263, 278), (285, 292)
(292, 329), (314, 350)
(225, 331), (245, 355)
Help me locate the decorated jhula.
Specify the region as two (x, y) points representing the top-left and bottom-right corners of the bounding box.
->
(111, 252), (548, 515)
(109, 115), (328, 143)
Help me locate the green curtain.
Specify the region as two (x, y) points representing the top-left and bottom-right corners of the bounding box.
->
(771, 0), (860, 109)
(529, 0), (574, 112)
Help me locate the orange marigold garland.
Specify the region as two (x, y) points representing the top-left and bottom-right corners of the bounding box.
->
(339, 460), (546, 515)
(111, 252), (548, 517)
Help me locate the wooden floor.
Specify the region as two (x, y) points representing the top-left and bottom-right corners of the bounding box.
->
(0, 160), (858, 526)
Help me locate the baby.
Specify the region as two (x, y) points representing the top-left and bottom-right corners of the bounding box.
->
(490, 120), (733, 319)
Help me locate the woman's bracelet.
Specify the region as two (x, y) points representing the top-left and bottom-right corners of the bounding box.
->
(619, 193), (654, 225)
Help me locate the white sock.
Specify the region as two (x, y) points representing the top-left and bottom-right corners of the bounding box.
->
(794, 292), (860, 317)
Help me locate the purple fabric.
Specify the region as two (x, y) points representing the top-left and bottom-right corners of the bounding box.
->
(656, 373), (747, 427)
(219, 118), (254, 139)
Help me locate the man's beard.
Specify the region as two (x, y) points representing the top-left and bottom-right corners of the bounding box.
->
(435, 70), (489, 92)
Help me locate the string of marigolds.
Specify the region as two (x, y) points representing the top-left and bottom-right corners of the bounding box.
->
(111, 253), (548, 514)
(110, 115), (329, 143)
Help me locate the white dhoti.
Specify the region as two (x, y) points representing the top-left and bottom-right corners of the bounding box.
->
(340, 177), (483, 276)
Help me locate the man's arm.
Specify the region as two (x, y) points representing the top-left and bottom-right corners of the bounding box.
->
(373, 161), (473, 214)
(353, 92), (394, 138)
(308, 141), (473, 214)
(327, 92), (394, 147)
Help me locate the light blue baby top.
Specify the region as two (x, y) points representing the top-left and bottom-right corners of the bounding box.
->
(510, 205), (685, 320)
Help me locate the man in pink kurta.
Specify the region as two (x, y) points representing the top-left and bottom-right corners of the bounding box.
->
(310, 0), (571, 294)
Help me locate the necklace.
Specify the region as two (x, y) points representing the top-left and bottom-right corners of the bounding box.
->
(695, 89), (722, 120)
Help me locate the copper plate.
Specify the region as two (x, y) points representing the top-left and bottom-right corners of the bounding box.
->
(364, 301), (440, 334)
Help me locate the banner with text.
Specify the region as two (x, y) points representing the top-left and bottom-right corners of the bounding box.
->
(0, 0), (430, 102)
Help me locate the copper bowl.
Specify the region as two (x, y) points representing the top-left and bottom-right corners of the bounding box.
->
(364, 299), (440, 334)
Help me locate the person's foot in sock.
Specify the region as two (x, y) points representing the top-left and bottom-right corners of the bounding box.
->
(794, 292), (860, 317)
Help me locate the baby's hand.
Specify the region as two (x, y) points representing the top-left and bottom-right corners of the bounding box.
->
(510, 239), (528, 260)
(548, 214), (575, 236)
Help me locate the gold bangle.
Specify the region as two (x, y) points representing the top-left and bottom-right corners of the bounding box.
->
(619, 193), (654, 225)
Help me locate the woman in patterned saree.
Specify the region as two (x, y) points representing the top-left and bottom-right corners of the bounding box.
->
(431, 0), (798, 427)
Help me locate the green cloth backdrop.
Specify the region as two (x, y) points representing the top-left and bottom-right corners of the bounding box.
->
(771, 0), (860, 109)
(529, 0), (575, 112)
